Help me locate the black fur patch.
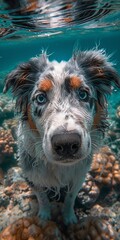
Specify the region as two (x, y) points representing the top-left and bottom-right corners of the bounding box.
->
(25, 177), (35, 188)
(65, 76), (71, 93)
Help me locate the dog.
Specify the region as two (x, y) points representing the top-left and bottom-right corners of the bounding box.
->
(3, 49), (120, 224)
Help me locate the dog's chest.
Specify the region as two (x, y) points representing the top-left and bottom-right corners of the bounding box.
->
(26, 161), (75, 189)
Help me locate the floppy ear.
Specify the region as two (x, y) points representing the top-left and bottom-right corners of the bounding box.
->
(72, 50), (120, 131)
(3, 53), (48, 115)
(73, 49), (120, 97)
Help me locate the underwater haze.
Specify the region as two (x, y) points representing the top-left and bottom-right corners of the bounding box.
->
(0, 0), (120, 239)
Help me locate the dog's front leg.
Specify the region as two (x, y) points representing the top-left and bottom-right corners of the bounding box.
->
(35, 189), (51, 221)
(62, 180), (83, 225)
(62, 190), (78, 225)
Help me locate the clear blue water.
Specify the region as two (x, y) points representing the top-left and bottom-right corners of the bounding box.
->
(0, 28), (120, 110)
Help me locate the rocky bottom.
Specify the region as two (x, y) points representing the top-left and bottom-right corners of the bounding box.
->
(0, 147), (120, 239)
(0, 208), (118, 240)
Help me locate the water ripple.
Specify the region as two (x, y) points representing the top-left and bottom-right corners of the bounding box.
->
(0, 0), (120, 39)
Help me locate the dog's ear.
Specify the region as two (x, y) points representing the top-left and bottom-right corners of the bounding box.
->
(72, 50), (120, 131)
(3, 53), (48, 114)
(73, 50), (120, 99)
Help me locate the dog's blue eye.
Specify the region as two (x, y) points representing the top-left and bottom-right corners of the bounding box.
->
(77, 90), (89, 101)
(36, 93), (47, 104)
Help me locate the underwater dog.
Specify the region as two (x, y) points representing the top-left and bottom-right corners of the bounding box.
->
(4, 50), (120, 224)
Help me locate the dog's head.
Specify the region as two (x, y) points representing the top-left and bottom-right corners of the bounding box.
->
(4, 50), (120, 165)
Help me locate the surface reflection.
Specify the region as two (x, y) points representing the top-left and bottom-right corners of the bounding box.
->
(0, 0), (120, 39)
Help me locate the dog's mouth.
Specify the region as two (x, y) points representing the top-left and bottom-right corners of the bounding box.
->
(52, 151), (89, 165)
(54, 157), (80, 165)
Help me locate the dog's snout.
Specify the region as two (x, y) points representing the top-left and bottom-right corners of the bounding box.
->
(51, 133), (81, 158)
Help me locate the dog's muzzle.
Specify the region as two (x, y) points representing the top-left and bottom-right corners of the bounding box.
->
(51, 131), (81, 159)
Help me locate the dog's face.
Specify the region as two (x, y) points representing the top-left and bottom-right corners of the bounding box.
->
(4, 50), (120, 165)
(31, 61), (95, 164)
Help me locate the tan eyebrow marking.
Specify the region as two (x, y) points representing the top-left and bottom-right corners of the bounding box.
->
(69, 76), (83, 89)
(38, 79), (53, 92)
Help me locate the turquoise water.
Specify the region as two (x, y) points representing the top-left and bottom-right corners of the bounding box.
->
(0, 31), (120, 71)
(0, 0), (120, 237)
(0, 30), (120, 110)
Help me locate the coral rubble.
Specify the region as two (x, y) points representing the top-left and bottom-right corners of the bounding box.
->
(107, 104), (120, 155)
(0, 95), (15, 124)
(68, 217), (116, 240)
(91, 146), (120, 188)
(78, 146), (120, 207)
(0, 148), (120, 238)
(0, 128), (17, 165)
(0, 167), (38, 231)
(0, 216), (117, 240)
(0, 95), (17, 166)
(0, 217), (64, 240)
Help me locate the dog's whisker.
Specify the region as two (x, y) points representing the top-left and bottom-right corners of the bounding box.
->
(91, 143), (100, 152)
(18, 128), (40, 136)
(104, 138), (120, 146)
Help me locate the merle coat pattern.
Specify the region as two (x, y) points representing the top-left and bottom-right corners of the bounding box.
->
(4, 49), (120, 224)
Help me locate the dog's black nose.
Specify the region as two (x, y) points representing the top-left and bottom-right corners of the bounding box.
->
(51, 133), (81, 158)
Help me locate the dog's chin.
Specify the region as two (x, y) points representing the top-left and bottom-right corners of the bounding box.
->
(53, 158), (81, 166)
(45, 153), (89, 166)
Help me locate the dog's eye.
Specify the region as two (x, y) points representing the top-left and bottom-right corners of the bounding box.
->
(36, 93), (47, 104)
(77, 90), (89, 101)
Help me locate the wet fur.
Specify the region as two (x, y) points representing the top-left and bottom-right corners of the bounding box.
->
(4, 49), (120, 224)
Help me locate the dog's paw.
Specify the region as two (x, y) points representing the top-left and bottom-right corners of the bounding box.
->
(63, 209), (78, 225)
(38, 208), (51, 222)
